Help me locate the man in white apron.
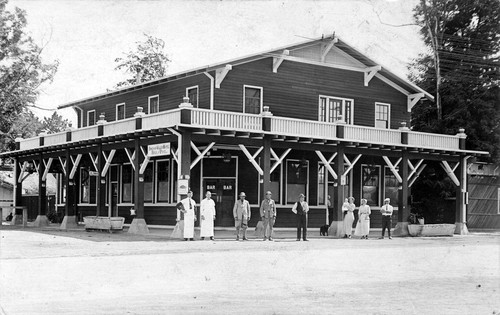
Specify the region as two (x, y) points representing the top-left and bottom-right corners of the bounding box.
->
(181, 190), (197, 241)
(200, 191), (216, 240)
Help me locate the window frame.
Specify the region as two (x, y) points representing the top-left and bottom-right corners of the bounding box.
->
(360, 164), (382, 207)
(79, 167), (97, 205)
(116, 103), (125, 121)
(285, 159), (309, 204)
(375, 102), (391, 129)
(120, 163), (134, 204)
(243, 85), (263, 114)
(318, 95), (354, 124)
(383, 166), (399, 204)
(148, 95), (160, 114)
(186, 86), (199, 108)
(155, 159), (171, 204)
(87, 110), (96, 127)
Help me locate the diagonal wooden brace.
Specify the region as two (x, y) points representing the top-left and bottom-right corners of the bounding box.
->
(343, 154), (362, 177)
(69, 154), (82, 180)
(408, 159), (424, 181)
(409, 164), (427, 187)
(382, 156), (403, 183)
(139, 146), (150, 175)
(191, 142), (215, 170)
(440, 161), (460, 186)
(42, 158), (53, 181)
(239, 144), (263, 176)
(58, 157), (67, 176)
(32, 160), (39, 174)
(315, 151), (338, 180)
(101, 150), (116, 177)
(89, 153), (99, 172)
(270, 148), (291, 174)
(18, 161), (28, 183)
(124, 148), (135, 171)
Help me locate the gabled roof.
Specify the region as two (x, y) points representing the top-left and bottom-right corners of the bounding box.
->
(57, 35), (434, 109)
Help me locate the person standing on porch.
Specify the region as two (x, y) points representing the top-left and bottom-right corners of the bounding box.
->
(292, 193), (309, 241)
(233, 192), (251, 241)
(380, 198), (394, 239)
(181, 190), (197, 241)
(260, 191), (276, 241)
(200, 191), (216, 240)
(354, 198), (371, 239)
(342, 197), (355, 238)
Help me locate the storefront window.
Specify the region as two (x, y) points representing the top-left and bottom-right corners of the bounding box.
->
(121, 164), (133, 203)
(144, 162), (153, 203)
(286, 159), (308, 204)
(157, 160), (170, 203)
(384, 166), (399, 204)
(80, 168), (97, 204)
(362, 165), (380, 206)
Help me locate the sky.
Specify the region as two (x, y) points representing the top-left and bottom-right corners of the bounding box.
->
(8, 0), (426, 125)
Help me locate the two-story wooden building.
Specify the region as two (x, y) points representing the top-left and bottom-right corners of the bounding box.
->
(2, 35), (487, 235)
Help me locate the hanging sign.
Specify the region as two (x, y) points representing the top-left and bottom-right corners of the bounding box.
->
(148, 142), (171, 157)
(178, 179), (189, 195)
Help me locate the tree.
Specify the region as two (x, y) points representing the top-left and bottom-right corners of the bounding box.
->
(113, 34), (170, 89)
(0, 0), (59, 152)
(410, 0), (500, 162)
(42, 111), (70, 134)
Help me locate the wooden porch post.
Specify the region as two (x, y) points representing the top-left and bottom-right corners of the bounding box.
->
(96, 144), (106, 217)
(12, 158), (23, 225)
(34, 153), (50, 227)
(261, 135), (272, 201)
(455, 155), (469, 235)
(393, 150), (409, 236)
(128, 137), (149, 234)
(329, 144), (345, 237)
(61, 149), (78, 229)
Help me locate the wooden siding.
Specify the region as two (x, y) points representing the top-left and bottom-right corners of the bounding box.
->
(467, 176), (500, 230)
(213, 58), (409, 128)
(78, 74), (211, 127)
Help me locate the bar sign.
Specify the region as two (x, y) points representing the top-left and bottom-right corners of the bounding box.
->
(148, 142), (171, 157)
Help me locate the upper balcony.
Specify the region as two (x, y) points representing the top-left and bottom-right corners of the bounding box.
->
(12, 104), (477, 156)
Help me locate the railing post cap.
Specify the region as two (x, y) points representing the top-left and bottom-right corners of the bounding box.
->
(15, 137), (23, 142)
(39, 132), (47, 136)
(399, 121), (410, 131)
(134, 107), (146, 117)
(179, 96), (193, 109)
(261, 106), (273, 117)
(457, 128), (467, 138)
(97, 114), (107, 125)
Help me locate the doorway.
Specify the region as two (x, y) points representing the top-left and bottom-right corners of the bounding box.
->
(203, 178), (236, 226)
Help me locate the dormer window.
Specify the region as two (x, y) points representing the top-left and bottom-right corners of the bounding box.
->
(319, 96), (353, 124)
(148, 95), (159, 114)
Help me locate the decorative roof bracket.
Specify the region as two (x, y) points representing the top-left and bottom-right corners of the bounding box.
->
(407, 92), (425, 112)
(364, 65), (382, 86)
(272, 50), (290, 73)
(215, 65), (232, 88)
(321, 38), (337, 62)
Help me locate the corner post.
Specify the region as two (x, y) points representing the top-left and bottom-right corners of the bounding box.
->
(393, 149), (409, 236)
(455, 155), (469, 235)
(96, 144), (105, 216)
(34, 153), (50, 227)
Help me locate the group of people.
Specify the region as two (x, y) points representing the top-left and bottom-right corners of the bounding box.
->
(174, 190), (394, 241)
(341, 197), (394, 239)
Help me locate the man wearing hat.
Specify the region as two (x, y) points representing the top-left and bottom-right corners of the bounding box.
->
(380, 198), (394, 239)
(233, 192), (251, 240)
(260, 191), (276, 241)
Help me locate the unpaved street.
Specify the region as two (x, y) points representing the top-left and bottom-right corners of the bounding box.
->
(1, 229), (499, 314)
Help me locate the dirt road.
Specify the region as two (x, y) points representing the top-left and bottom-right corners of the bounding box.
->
(1, 229), (499, 314)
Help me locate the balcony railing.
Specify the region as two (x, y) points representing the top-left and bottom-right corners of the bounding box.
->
(272, 116), (336, 139)
(16, 107), (465, 153)
(191, 109), (261, 132)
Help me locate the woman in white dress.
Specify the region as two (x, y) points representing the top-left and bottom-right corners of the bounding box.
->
(354, 198), (371, 239)
(342, 197), (355, 238)
(200, 191), (216, 240)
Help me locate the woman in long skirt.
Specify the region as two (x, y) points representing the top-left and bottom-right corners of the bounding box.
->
(354, 198), (371, 239)
(342, 197), (355, 238)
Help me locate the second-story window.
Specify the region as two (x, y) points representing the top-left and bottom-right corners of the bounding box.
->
(148, 95), (159, 114)
(375, 102), (390, 129)
(116, 103), (125, 120)
(186, 86), (199, 108)
(244, 85), (263, 114)
(87, 110), (96, 126)
(319, 96), (353, 124)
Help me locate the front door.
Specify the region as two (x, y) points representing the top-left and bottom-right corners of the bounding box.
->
(203, 179), (236, 226)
